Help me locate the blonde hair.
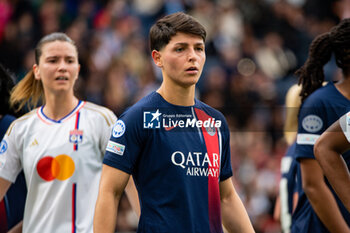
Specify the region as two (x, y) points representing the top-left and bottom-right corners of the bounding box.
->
(10, 70), (43, 112)
(284, 84), (302, 145)
(10, 32), (77, 112)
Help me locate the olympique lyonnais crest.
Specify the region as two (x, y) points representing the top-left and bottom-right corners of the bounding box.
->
(69, 129), (83, 144)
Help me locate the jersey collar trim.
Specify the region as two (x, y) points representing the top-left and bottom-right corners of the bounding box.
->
(37, 101), (86, 124)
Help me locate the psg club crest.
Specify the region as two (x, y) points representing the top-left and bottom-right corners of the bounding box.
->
(69, 129), (83, 144)
(205, 126), (216, 136)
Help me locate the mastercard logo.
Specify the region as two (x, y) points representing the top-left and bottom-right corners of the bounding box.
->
(37, 155), (75, 181)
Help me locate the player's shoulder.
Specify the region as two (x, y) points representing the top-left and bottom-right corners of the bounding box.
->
(302, 82), (335, 107)
(195, 99), (226, 121)
(83, 101), (115, 115)
(132, 91), (160, 108)
(195, 100), (229, 133)
(12, 109), (37, 125)
(82, 101), (117, 126)
(120, 92), (159, 117)
(299, 84), (336, 119)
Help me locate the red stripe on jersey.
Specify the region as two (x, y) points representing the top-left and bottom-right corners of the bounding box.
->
(0, 200), (8, 233)
(194, 108), (222, 233)
(72, 183), (77, 233)
(74, 112), (80, 129)
(73, 112), (80, 151)
(61, 101), (86, 123)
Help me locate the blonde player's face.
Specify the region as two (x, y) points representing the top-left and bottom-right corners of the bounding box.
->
(153, 32), (206, 88)
(33, 41), (80, 95)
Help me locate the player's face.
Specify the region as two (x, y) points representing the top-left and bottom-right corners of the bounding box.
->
(153, 32), (206, 88)
(33, 41), (80, 95)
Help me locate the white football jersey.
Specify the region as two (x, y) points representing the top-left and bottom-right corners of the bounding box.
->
(0, 101), (116, 233)
(340, 111), (350, 143)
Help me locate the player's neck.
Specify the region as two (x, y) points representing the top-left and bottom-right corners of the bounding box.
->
(157, 83), (195, 106)
(335, 76), (350, 100)
(42, 93), (79, 121)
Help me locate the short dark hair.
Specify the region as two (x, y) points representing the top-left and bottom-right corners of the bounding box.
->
(149, 12), (207, 51)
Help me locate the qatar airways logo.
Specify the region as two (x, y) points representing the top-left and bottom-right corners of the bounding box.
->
(143, 109), (222, 130)
(171, 151), (220, 177)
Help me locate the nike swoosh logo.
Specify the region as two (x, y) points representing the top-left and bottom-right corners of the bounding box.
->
(164, 126), (176, 131)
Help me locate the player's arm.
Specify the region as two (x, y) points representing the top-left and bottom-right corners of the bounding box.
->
(124, 176), (140, 217)
(0, 177), (11, 201)
(7, 220), (23, 233)
(94, 164), (130, 233)
(273, 195), (281, 221)
(314, 120), (350, 213)
(300, 158), (350, 233)
(220, 178), (255, 233)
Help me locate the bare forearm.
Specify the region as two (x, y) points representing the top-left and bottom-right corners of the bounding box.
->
(93, 192), (119, 233)
(305, 184), (350, 233)
(94, 165), (131, 233)
(125, 177), (140, 217)
(316, 149), (350, 213)
(221, 192), (255, 233)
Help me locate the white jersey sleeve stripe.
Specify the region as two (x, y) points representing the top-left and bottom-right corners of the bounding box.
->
(297, 133), (320, 145)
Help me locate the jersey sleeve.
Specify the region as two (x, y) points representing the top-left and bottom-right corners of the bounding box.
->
(103, 107), (145, 174)
(219, 117), (233, 181)
(0, 123), (22, 183)
(98, 108), (117, 154)
(340, 112), (350, 143)
(295, 98), (325, 160)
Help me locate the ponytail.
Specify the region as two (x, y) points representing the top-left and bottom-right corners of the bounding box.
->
(10, 69), (43, 112)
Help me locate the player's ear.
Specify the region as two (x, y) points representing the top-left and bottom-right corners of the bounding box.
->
(33, 64), (41, 80)
(151, 50), (162, 68)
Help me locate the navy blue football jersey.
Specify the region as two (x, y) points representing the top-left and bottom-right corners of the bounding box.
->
(104, 92), (233, 233)
(279, 142), (298, 232)
(293, 82), (350, 233)
(0, 115), (27, 232)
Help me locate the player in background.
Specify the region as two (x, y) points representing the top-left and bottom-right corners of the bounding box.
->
(94, 12), (255, 233)
(314, 111), (350, 214)
(0, 32), (138, 233)
(292, 18), (350, 233)
(0, 64), (26, 233)
(273, 84), (301, 233)
(312, 1), (350, 219)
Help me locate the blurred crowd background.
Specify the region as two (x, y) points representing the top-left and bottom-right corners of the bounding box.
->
(0, 0), (347, 232)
